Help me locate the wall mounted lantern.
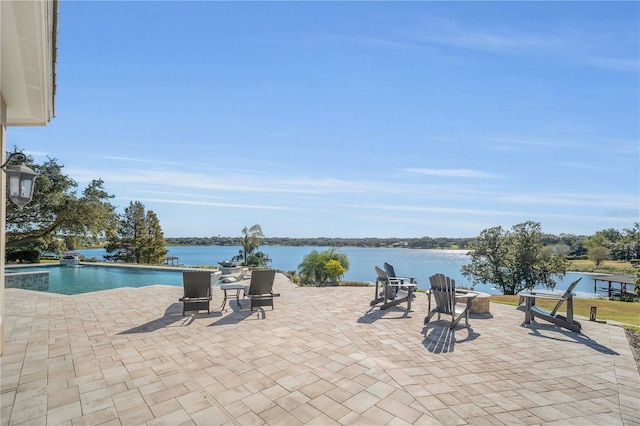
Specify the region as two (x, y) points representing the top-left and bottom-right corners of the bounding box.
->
(1, 152), (37, 209)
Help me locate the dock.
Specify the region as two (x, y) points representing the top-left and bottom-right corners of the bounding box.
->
(592, 274), (636, 299)
(163, 256), (180, 266)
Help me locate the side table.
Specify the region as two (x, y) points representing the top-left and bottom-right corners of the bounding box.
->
(219, 283), (245, 310)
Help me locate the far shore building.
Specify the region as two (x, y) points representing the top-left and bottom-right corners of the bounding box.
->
(0, 0), (59, 354)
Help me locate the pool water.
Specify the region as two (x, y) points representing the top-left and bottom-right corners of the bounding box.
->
(7, 265), (185, 295)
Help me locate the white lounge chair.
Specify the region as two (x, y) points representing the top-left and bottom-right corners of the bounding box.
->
(220, 268), (249, 283)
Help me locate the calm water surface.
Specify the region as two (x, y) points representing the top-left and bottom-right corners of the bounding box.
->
(8, 264), (184, 295)
(74, 246), (600, 297)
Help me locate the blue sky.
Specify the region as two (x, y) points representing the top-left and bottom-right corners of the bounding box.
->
(9, 1), (639, 238)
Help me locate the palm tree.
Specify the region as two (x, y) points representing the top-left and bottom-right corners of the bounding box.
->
(241, 224), (264, 266)
(297, 248), (350, 285)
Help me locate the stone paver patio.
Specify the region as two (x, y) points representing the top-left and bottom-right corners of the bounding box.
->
(1, 273), (639, 425)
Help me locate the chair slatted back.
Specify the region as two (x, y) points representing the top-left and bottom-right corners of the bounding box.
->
(375, 266), (388, 282)
(550, 277), (582, 316)
(183, 271), (213, 298)
(375, 266), (397, 300)
(383, 262), (397, 278)
(429, 273), (456, 315)
(248, 270), (276, 296)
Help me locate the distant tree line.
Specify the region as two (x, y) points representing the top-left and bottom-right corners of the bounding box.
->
(165, 224), (640, 263)
(165, 236), (477, 250)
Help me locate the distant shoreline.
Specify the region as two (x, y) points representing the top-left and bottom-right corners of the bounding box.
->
(162, 236), (475, 250)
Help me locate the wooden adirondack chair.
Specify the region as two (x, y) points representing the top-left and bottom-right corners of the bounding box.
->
(517, 278), (582, 333)
(424, 273), (476, 329)
(372, 266), (416, 311)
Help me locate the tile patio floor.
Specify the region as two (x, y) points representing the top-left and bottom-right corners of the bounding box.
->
(1, 273), (639, 425)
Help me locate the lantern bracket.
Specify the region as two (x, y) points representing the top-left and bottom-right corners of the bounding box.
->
(1, 152), (28, 170)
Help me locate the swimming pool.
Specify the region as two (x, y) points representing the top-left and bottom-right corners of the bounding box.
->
(6, 265), (186, 295)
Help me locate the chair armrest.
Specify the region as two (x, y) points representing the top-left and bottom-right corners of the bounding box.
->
(519, 292), (566, 300)
(387, 277), (405, 285)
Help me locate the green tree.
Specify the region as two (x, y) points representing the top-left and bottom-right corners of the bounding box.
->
(297, 250), (324, 285)
(621, 223), (640, 260)
(246, 250), (271, 268)
(297, 248), (350, 286)
(106, 201), (167, 264)
(634, 268), (640, 297)
(587, 246), (611, 266)
(6, 156), (118, 253)
(140, 210), (166, 264)
(461, 221), (569, 295)
(240, 224), (264, 266)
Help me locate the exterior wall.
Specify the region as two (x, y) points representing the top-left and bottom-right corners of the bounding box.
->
(1, 96), (6, 355)
(0, 0), (57, 356)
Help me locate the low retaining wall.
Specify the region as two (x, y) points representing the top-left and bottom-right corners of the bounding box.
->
(456, 289), (491, 314)
(5, 270), (49, 292)
(469, 291), (491, 314)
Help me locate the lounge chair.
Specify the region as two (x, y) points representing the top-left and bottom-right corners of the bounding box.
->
(180, 270), (222, 315)
(517, 278), (582, 332)
(373, 266), (416, 311)
(243, 269), (277, 311)
(220, 267), (249, 283)
(424, 273), (475, 329)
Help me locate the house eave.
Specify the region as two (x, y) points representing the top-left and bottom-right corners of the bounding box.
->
(1, 0), (58, 126)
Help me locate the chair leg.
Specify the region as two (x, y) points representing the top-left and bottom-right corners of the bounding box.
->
(450, 315), (463, 329)
(424, 310), (437, 325)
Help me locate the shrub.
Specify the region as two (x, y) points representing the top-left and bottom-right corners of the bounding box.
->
(297, 248), (350, 286)
(6, 250), (40, 264)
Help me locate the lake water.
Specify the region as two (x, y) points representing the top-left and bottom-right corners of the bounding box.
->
(75, 246), (602, 297)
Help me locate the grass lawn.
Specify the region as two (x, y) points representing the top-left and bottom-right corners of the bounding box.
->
(491, 295), (640, 326)
(568, 259), (637, 275)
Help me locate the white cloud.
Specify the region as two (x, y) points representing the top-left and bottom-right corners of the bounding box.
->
(132, 197), (304, 211)
(411, 20), (566, 54)
(403, 168), (500, 178)
(498, 192), (638, 209)
(580, 56), (639, 72)
(24, 150), (49, 158)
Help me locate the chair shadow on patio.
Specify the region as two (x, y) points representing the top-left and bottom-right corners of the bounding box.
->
(526, 322), (620, 355)
(209, 300), (255, 326)
(357, 305), (413, 323)
(118, 302), (222, 334)
(421, 323), (480, 354)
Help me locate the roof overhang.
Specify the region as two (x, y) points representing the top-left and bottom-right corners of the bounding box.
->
(1, 0), (58, 126)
